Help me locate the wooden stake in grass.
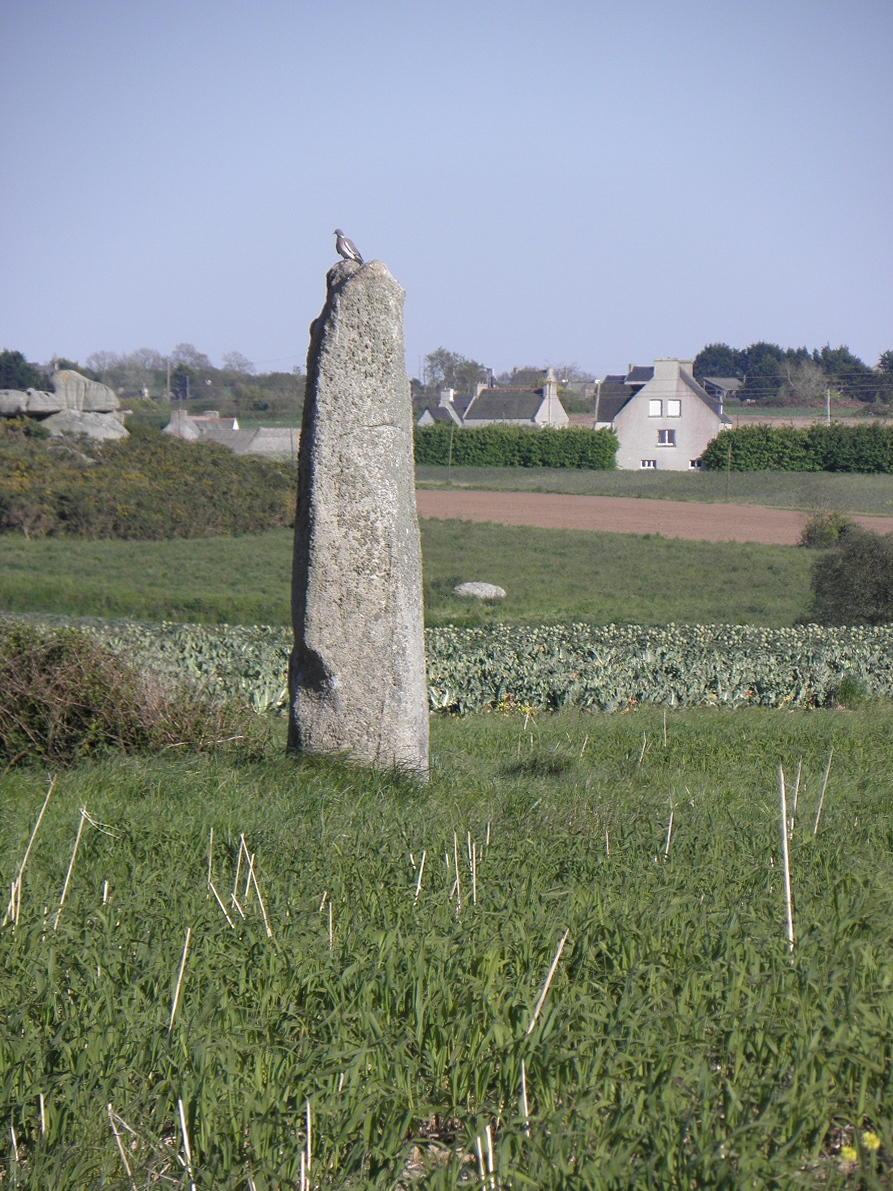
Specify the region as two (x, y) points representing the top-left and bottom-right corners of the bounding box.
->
(168, 927), (192, 1032)
(53, 806), (88, 932)
(813, 747), (834, 835)
(107, 1104), (138, 1191)
(663, 805), (675, 860)
(777, 766), (795, 953)
(413, 850), (426, 904)
(3, 777), (55, 929)
(178, 1098), (197, 1191)
(526, 930), (569, 1035)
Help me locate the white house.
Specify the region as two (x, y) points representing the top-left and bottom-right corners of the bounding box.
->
(595, 358), (731, 470)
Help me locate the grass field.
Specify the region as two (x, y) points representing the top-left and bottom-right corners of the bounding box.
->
(416, 466), (893, 516)
(2, 708), (892, 1187)
(0, 522), (816, 628)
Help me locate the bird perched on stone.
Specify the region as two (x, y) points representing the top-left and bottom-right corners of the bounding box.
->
(333, 228), (364, 264)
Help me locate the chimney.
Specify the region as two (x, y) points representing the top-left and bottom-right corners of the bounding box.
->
(438, 387), (455, 408)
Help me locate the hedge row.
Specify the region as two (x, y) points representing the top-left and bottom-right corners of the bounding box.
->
(701, 423), (893, 472)
(414, 423), (618, 469)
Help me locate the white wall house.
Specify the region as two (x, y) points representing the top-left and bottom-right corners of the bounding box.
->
(596, 358), (731, 470)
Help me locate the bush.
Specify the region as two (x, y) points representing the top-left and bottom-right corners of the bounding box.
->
(799, 509), (855, 548)
(414, 423), (617, 469)
(701, 423), (893, 473)
(805, 526), (893, 625)
(0, 621), (252, 767)
(0, 422), (296, 539)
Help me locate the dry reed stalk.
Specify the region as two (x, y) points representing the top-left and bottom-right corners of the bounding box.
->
(102, 880), (109, 905)
(39, 1093), (45, 1136)
(475, 1135), (486, 1183)
(328, 901), (333, 950)
(791, 759), (802, 834)
(580, 733), (589, 758)
(305, 1099), (312, 1175)
(526, 930), (570, 1035)
(485, 1122), (495, 1187)
(520, 1059), (530, 1137)
(813, 747), (834, 835)
(249, 863), (274, 939)
(208, 880), (235, 928)
(207, 827), (214, 889)
(168, 926), (192, 1032)
(636, 733), (647, 767)
(472, 842), (478, 905)
(663, 807), (675, 860)
(178, 1098), (197, 1191)
(605, 829), (610, 857)
(53, 806), (88, 932)
(107, 1104), (137, 1191)
(777, 766), (795, 953)
(663, 709), (668, 748)
(413, 851), (426, 904)
(3, 777), (55, 928)
(486, 821), (491, 846)
(10, 1124), (19, 1164)
(453, 832), (461, 916)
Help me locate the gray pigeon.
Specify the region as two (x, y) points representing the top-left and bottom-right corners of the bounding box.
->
(333, 228), (364, 264)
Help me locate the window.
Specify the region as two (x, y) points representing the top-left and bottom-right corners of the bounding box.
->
(667, 399), (682, 417)
(648, 400), (662, 417)
(641, 459), (657, 469)
(657, 429), (677, 446)
(689, 459), (703, 469)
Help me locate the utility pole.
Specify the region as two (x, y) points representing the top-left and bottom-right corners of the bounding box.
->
(826, 388), (831, 426)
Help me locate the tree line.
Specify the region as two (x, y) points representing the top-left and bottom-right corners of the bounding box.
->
(693, 342), (893, 405)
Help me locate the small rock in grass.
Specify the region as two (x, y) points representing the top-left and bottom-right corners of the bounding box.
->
(453, 582), (506, 599)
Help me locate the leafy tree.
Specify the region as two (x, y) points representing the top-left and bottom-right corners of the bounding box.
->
(0, 349), (43, 390)
(693, 343), (746, 379)
(805, 526), (893, 625)
(170, 342), (212, 370)
(423, 348), (488, 395)
(222, 351), (255, 374)
(878, 350), (893, 375)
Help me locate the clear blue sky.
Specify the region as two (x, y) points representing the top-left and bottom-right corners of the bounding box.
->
(2, 0), (890, 380)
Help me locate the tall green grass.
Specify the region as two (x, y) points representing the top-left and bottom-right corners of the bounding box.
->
(2, 708), (892, 1187)
(0, 523), (815, 628)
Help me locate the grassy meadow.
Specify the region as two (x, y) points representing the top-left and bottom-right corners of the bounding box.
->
(416, 466), (893, 516)
(3, 710), (893, 1187)
(0, 520), (816, 628)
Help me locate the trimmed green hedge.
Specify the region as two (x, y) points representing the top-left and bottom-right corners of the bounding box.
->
(701, 423), (893, 472)
(414, 423), (618, 469)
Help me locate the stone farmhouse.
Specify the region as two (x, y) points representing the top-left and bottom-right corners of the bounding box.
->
(417, 368), (569, 429)
(595, 358), (731, 470)
(163, 409), (299, 457)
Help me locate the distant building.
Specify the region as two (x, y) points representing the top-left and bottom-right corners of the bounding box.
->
(163, 409), (298, 457)
(595, 359), (731, 470)
(416, 369), (569, 429)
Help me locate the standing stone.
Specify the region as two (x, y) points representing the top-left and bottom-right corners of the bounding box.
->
(288, 259), (429, 775)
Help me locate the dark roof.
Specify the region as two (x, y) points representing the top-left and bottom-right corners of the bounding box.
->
(625, 365), (654, 385)
(680, 370), (733, 423)
(601, 374), (627, 385)
(418, 406), (456, 424)
(701, 376), (744, 391)
(464, 389), (543, 421)
(594, 392), (633, 422)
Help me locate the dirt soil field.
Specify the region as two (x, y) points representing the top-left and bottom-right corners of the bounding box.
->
(416, 489), (893, 546)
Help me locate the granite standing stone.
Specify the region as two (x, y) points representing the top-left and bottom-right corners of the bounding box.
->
(288, 259), (428, 775)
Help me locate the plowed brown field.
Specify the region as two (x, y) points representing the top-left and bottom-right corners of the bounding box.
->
(416, 489), (893, 546)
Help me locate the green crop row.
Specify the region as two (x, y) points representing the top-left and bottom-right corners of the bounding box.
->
(12, 616), (892, 715)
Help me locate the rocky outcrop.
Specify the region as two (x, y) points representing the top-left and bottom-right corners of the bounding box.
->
(0, 370), (125, 439)
(288, 260), (429, 775)
(453, 582), (506, 599)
